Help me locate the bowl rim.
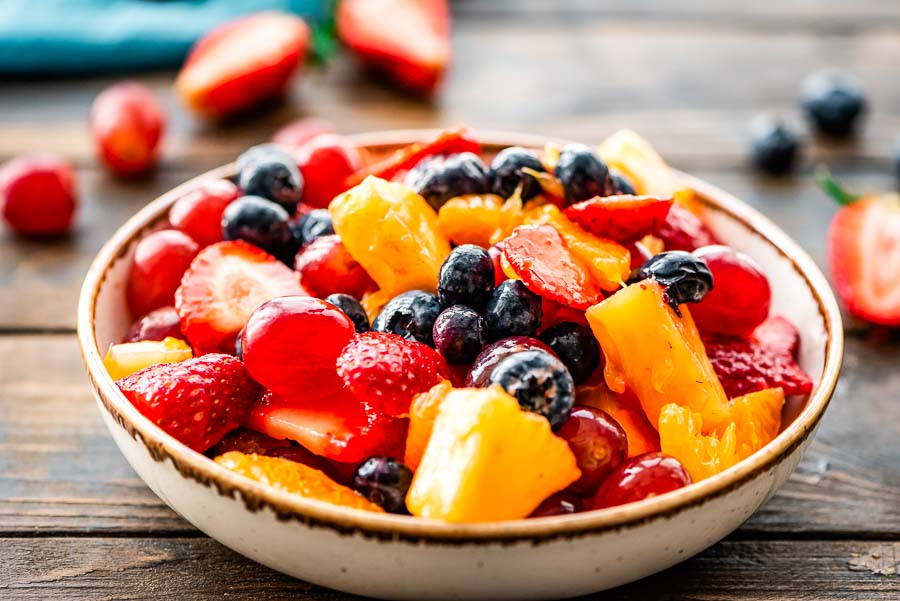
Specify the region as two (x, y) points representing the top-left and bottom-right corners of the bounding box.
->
(77, 129), (844, 544)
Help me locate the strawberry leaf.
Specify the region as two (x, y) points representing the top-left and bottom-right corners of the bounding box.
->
(817, 166), (859, 206)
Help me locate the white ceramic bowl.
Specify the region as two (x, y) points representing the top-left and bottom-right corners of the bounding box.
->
(78, 130), (843, 600)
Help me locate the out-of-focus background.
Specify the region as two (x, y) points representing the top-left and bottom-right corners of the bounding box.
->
(1, 1), (899, 599)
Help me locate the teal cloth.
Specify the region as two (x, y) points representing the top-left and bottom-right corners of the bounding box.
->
(0, 0), (327, 74)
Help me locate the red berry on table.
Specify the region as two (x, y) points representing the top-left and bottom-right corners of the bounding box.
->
(556, 405), (627, 496)
(271, 117), (337, 148)
(175, 240), (308, 354)
(295, 134), (364, 208)
(168, 179), (241, 247)
(0, 155), (77, 237)
(702, 334), (813, 398)
(117, 354), (261, 452)
(294, 234), (376, 299)
(126, 230), (199, 318)
(241, 296), (355, 400)
(125, 306), (184, 342)
(654, 203), (718, 252)
(593, 452), (692, 509)
(90, 82), (165, 176)
(691, 245), (771, 338)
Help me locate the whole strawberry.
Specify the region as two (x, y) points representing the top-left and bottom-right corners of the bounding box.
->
(117, 354), (261, 452)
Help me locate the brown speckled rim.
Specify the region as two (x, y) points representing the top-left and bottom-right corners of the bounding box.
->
(77, 129), (843, 544)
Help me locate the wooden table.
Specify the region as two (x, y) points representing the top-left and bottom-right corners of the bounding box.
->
(2, 2), (899, 599)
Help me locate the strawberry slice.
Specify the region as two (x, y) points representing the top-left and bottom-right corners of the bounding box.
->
(703, 334), (813, 398)
(176, 12), (309, 117)
(564, 195), (674, 242)
(345, 125), (480, 187)
(752, 315), (800, 358)
(655, 203), (718, 251)
(175, 241), (308, 354)
(502, 224), (604, 310)
(337, 0), (450, 94)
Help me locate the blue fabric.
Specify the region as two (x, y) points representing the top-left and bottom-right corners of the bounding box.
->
(0, 0), (327, 74)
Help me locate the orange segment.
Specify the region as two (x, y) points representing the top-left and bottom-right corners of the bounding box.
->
(404, 380), (453, 470)
(577, 383), (660, 457)
(215, 451), (383, 512)
(658, 403), (736, 482)
(437, 194), (505, 247)
(730, 387), (785, 460)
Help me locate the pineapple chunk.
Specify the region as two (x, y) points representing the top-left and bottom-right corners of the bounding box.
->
(730, 387), (785, 461)
(658, 403), (737, 482)
(103, 337), (192, 381)
(598, 129), (692, 204)
(404, 380), (453, 471)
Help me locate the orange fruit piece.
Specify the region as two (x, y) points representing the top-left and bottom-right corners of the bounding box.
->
(103, 337), (192, 381)
(577, 383), (660, 458)
(215, 451), (383, 512)
(658, 403), (737, 482)
(437, 193), (509, 247)
(404, 380), (453, 470)
(406, 386), (580, 522)
(730, 387), (785, 460)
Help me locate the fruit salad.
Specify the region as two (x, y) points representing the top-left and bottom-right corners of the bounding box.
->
(107, 127), (814, 523)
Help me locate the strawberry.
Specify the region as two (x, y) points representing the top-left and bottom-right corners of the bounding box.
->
(564, 195), (674, 242)
(752, 315), (800, 358)
(175, 241), (308, 354)
(117, 354), (260, 452)
(655, 203), (718, 251)
(337, 0), (450, 94)
(702, 334), (813, 398)
(176, 12), (309, 118)
(336, 332), (448, 416)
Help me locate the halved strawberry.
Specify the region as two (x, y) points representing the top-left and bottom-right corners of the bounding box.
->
(345, 125), (480, 187)
(337, 0), (450, 94)
(703, 334), (813, 398)
(752, 315), (800, 358)
(655, 203), (718, 251)
(175, 241), (308, 354)
(564, 195), (674, 242)
(176, 12), (309, 118)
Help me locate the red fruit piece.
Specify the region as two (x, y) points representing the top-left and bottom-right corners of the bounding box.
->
(169, 179), (241, 247)
(175, 241), (308, 354)
(655, 203), (718, 251)
(127, 230), (199, 318)
(0, 155), (77, 237)
(556, 405), (628, 496)
(828, 196), (900, 326)
(176, 12), (309, 118)
(488, 242), (508, 286)
(295, 134), (364, 208)
(593, 452), (692, 509)
(125, 306), (184, 342)
(337, 332), (448, 416)
(241, 296), (355, 400)
(529, 492), (582, 518)
(541, 298), (589, 331)
(337, 0), (450, 94)
(209, 427), (331, 473)
(564, 195), (674, 242)
(752, 315), (800, 358)
(703, 334), (813, 398)
(117, 353), (260, 452)
(503, 224), (604, 310)
(465, 336), (554, 387)
(294, 234), (376, 299)
(345, 125), (480, 187)
(692, 245), (771, 338)
(90, 82), (165, 176)
(272, 117), (337, 148)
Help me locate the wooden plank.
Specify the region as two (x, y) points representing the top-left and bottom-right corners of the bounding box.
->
(0, 537), (896, 600)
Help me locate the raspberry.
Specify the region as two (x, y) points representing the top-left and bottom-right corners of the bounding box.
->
(703, 335), (813, 398)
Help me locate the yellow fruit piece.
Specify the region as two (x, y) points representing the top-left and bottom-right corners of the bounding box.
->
(407, 386), (580, 522)
(730, 388), (785, 460)
(658, 403), (736, 482)
(598, 129), (693, 206)
(438, 194), (506, 247)
(360, 288), (393, 323)
(330, 176), (451, 295)
(215, 451), (383, 512)
(525, 205), (631, 291)
(586, 281), (731, 433)
(103, 337), (192, 381)
(404, 380), (453, 471)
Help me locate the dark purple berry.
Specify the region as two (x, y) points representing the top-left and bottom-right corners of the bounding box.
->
(554, 143), (613, 204)
(352, 457), (413, 514)
(801, 70), (867, 138)
(538, 322), (600, 384)
(372, 290), (442, 347)
(488, 146), (545, 200)
(221, 196), (294, 262)
(437, 244), (495, 310)
(488, 349), (574, 430)
(465, 336), (554, 387)
(237, 145), (303, 213)
(483, 280), (542, 341)
(291, 208), (334, 246)
(748, 114), (800, 175)
(635, 251), (714, 312)
(405, 152), (488, 210)
(325, 293), (369, 333)
(610, 171), (637, 196)
(433, 305), (486, 364)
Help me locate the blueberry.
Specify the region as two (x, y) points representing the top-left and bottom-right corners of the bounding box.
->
(554, 143), (613, 204)
(433, 305), (487, 364)
(488, 349), (574, 430)
(352, 457), (414, 514)
(610, 171), (637, 196)
(237, 145), (304, 213)
(372, 290), (443, 346)
(483, 280), (542, 341)
(222, 196), (293, 260)
(291, 209), (334, 246)
(894, 136), (900, 182)
(488, 146), (545, 200)
(748, 114), (801, 175)
(325, 293), (369, 333)
(801, 70), (867, 138)
(405, 152), (488, 210)
(538, 322), (600, 384)
(235, 143), (285, 172)
(437, 244), (495, 310)
(636, 251), (714, 312)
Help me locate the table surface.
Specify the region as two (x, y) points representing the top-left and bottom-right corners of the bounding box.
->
(2, 2), (900, 599)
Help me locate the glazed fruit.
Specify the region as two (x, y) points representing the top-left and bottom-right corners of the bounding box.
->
(529, 492), (582, 517)
(801, 70), (867, 138)
(127, 229), (199, 318)
(437, 194), (508, 248)
(175, 241), (308, 354)
(634, 251), (714, 310)
(748, 114), (800, 175)
(488, 146), (545, 200)
(90, 82), (165, 176)
(576, 384), (660, 458)
(538, 322), (600, 385)
(554, 143), (613, 204)
(691, 245), (771, 337)
(465, 336), (554, 388)
(598, 129), (687, 199)
(404, 380), (452, 470)
(406, 386), (580, 522)
(483, 280), (544, 341)
(564, 195), (673, 242)
(291, 208), (335, 246)
(295, 134), (363, 208)
(117, 354), (260, 451)
(352, 457), (415, 514)
(271, 117), (337, 148)
(658, 403), (737, 482)
(237, 146), (304, 213)
(336, 331), (448, 416)
(104, 337), (192, 381)
(655, 203), (718, 252)
(125, 306), (184, 342)
(487, 349), (575, 430)
(372, 290), (443, 346)
(221, 196), (294, 261)
(432, 306), (485, 364)
(405, 152), (488, 210)
(242, 296), (354, 399)
(325, 293), (370, 333)
(0, 155), (77, 237)
(437, 244), (495, 310)
(729, 387), (785, 461)
(294, 235), (377, 299)
(556, 405), (628, 495)
(593, 452), (692, 509)
(169, 179), (240, 247)
(703, 334), (813, 398)
(215, 451), (383, 512)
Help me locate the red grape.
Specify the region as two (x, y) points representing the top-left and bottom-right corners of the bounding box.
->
(692, 245), (771, 337)
(0, 155), (77, 237)
(127, 230), (199, 318)
(529, 492), (582, 517)
(593, 452), (691, 509)
(293, 235), (376, 299)
(125, 306), (184, 342)
(169, 179), (241, 247)
(465, 336), (553, 387)
(90, 82), (165, 176)
(295, 134), (363, 208)
(556, 405), (627, 495)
